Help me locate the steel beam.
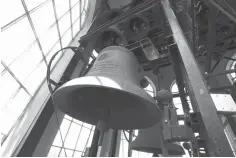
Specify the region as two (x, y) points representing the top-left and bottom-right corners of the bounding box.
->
(205, 4), (217, 74)
(162, 0), (233, 156)
(170, 44), (190, 114)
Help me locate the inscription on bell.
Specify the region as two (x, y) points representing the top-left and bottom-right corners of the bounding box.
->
(89, 60), (121, 73)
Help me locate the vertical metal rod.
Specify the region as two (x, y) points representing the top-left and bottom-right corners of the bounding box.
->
(88, 127), (100, 157)
(109, 129), (118, 157)
(162, 0), (233, 156)
(191, 0), (196, 54)
(128, 130), (133, 157)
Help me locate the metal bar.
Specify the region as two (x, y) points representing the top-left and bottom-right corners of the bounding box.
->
(205, 4), (217, 74)
(206, 69), (236, 77)
(1, 61), (32, 96)
(162, 0), (233, 156)
(52, 0), (63, 50)
(191, 0), (197, 54)
(88, 127), (100, 157)
(69, 0), (73, 39)
(79, 0), (82, 30)
(1, 0), (51, 31)
(207, 0), (236, 24)
(170, 44), (190, 114)
(128, 130), (133, 157)
(79, 0), (159, 42)
(21, 0), (48, 66)
(109, 129), (118, 157)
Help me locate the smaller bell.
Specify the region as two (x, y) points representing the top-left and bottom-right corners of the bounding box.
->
(130, 123), (185, 156)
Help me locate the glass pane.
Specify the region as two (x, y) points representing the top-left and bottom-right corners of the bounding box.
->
(31, 0), (55, 36)
(0, 64), (4, 73)
(46, 41), (62, 69)
(58, 12), (71, 35)
(61, 29), (72, 47)
(39, 25), (59, 54)
(48, 146), (61, 157)
(76, 127), (90, 151)
(144, 84), (153, 92)
(81, 12), (86, 26)
(73, 119), (82, 125)
(88, 57), (93, 64)
(92, 50), (98, 57)
(59, 149), (65, 157)
(146, 91), (154, 97)
(9, 44), (43, 83)
(83, 122), (92, 129)
(64, 122), (81, 149)
(1, 89), (31, 135)
(86, 130), (94, 147)
(71, 2), (80, 23)
(2, 18), (35, 65)
(55, 0), (69, 18)
(74, 151), (82, 157)
(65, 149), (73, 157)
(72, 18), (81, 37)
(2, 0), (25, 27)
(65, 114), (72, 120)
(84, 0), (88, 10)
(0, 72), (20, 109)
(52, 119), (71, 146)
(23, 62), (47, 94)
(71, 0), (80, 7)
(25, 0), (48, 11)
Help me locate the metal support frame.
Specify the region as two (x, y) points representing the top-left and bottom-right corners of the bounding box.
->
(79, 0), (160, 42)
(128, 130), (133, 157)
(205, 4), (217, 74)
(162, 0), (233, 156)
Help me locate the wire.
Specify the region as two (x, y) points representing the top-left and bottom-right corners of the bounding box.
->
(46, 46), (79, 157)
(123, 130), (129, 142)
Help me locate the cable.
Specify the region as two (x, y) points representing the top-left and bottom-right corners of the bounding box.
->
(123, 130), (129, 142)
(46, 46), (79, 157)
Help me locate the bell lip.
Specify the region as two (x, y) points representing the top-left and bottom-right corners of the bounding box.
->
(53, 76), (162, 129)
(130, 145), (185, 156)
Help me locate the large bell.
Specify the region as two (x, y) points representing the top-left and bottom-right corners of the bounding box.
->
(53, 46), (162, 129)
(130, 122), (185, 156)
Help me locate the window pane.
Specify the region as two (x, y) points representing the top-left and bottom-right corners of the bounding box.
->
(55, 1), (69, 18)
(92, 50), (98, 57)
(71, 2), (80, 23)
(86, 130), (94, 148)
(74, 151), (82, 157)
(73, 119), (82, 125)
(48, 146), (61, 157)
(58, 12), (71, 35)
(72, 19), (81, 37)
(81, 12), (86, 26)
(39, 25), (59, 54)
(46, 41), (62, 70)
(64, 122), (81, 149)
(71, 0), (79, 7)
(0, 72), (20, 109)
(1, 89), (31, 135)
(61, 29), (72, 47)
(2, 18), (35, 65)
(23, 62), (47, 94)
(52, 119), (71, 146)
(76, 127), (90, 151)
(65, 149), (73, 157)
(9, 44), (43, 83)
(84, 0), (88, 10)
(65, 114), (72, 120)
(25, 0), (48, 11)
(83, 122), (92, 129)
(31, 1), (55, 36)
(2, 0), (25, 27)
